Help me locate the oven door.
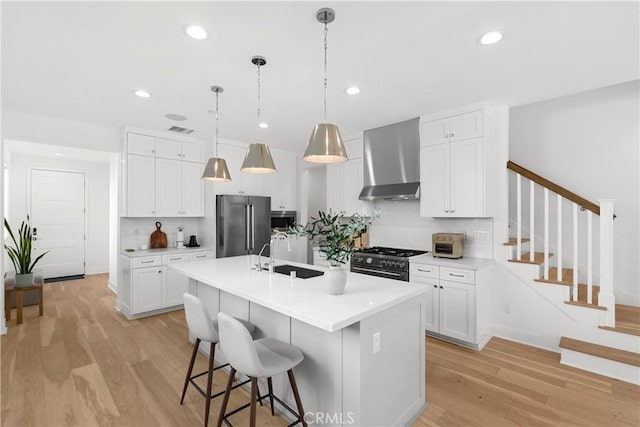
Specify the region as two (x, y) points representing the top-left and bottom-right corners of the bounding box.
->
(350, 265), (409, 282)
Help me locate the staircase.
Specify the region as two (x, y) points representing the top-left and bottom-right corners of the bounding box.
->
(505, 161), (640, 385)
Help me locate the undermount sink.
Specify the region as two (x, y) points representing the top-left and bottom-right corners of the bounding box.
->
(272, 264), (325, 279)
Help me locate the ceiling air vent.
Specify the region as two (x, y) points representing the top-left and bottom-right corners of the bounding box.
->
(168, 125), (194, 134)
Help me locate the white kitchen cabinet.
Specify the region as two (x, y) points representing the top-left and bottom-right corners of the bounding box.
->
(421, 110), (483, 147)
(156, 137), (205, 163)
(326, 157), (369, 216)
(162, 254), (190, 307)
(410, 261), (492, 350)
(214, 144), (265, 196)
(120, 250), (214, 318)
(123, 129), (205, 217)
(127, 154), (156, 217)
(131, 265), (163, 314)
(420, 107), (490, 218)
(265, 149), (298, 211)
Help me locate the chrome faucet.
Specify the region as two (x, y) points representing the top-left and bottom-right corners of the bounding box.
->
(257, 243), (270, 271)
(256, 232), (290, 272)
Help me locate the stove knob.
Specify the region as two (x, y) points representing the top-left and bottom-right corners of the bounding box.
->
(366, 257), (373, 264)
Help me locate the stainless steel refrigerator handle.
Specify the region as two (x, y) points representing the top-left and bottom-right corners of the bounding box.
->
(245, 205), (251, 251)
(250, 204), (256, 250)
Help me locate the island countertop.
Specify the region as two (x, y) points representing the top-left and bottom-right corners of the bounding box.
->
(169, 255), (428, 332)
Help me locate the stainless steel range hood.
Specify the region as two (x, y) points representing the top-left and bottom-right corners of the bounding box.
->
(359, 117), (420, 201)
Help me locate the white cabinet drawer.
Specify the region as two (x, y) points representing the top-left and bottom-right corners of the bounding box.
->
(189, 252), (214, 261)
(163, 254), (189, 265)
(132, 256), (161, 269)
(411, 264), (439, 280)
(440, 267), (475, 285)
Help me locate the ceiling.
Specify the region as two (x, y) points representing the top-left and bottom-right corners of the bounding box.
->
(2, 1), (638, 153)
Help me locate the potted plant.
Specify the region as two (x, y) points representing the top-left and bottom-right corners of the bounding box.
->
(293, 210), (378, 295)
(4, 217), (48, 287)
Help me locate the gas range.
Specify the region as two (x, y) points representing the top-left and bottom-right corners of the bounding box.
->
(350, 246), (429, 282)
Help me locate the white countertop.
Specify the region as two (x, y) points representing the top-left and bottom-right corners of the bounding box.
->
(121, 247), (213, 258)
(410, 254), (493, 270)
(169, 255), (428, 332)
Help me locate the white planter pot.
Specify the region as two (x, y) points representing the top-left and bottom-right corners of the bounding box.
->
(325, 265), (347, 295)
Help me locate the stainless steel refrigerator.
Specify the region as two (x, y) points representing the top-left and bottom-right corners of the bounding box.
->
(216, 195), (271, 258)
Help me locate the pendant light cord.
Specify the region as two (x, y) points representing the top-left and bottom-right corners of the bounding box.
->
(323, 22), (328, 123)
(214, 90), (219, 157)
(257, 62), (262, 143)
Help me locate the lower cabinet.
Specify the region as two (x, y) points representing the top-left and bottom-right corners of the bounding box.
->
(411, 262), (491, 350)
(121, 250), (214, 318)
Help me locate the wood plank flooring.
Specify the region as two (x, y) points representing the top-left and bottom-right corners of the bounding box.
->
(2, 274), (639, 427)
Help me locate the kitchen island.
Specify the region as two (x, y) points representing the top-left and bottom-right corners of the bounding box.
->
(169, 255), (427, 427)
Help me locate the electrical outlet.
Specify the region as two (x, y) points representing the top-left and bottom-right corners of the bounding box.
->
(503, 304), (511, 314)
(373, 332), (381, 354)
(478, 231), (490, 241)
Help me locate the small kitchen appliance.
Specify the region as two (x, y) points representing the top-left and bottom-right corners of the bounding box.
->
(432, 233), (464, 259)
(350, 246), (429, 282)
(176, 227), (185, 249)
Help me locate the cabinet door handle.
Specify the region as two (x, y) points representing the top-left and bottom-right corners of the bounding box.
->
(449, 273), (465, 278)
(450, 210), (455, 213)
(440, 286), (443, 289)
(141, 260), (154, 264)
(433, 285), (437, 288)
(169, 257), (181, 261)
(450, 133), (455, 137)
(417, 268), (432, 273)
(444, 210), (450, 213)
(158, 270), (162, 274)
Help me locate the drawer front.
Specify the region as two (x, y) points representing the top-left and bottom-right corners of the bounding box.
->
(189, 252), (214, 261)
(410, 263), (439, 280)
(132, 256), (161, 269)
(440, 267), (475, 284)
(163, 254), (189, 265)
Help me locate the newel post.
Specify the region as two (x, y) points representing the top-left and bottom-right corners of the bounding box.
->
(598, 199), (615, 327)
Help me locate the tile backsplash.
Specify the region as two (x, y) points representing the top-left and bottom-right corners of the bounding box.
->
(368, 200), (494, 259)
(120, 217), (204, 251)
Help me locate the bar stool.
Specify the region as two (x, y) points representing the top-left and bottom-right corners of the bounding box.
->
(181, 294), (259, 427)
(216, 312), (307, 427)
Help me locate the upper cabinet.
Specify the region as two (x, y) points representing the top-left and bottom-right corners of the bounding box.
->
(326, 136), (370, 216)
(264, 149), (298, 211)
(122, 129), (205, 217)
(419, 108), (492, 218)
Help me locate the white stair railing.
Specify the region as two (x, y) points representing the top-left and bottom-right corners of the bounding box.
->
(507, 161), (616, 327)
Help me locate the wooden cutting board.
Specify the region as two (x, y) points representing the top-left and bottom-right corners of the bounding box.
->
(150, 221), (168, 249)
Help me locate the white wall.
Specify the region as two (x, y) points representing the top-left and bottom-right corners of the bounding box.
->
(8, 153), (110, 275)
(369, 200), (494, 258)
(2, 110), (120, 152)
(509, 80), (639, 305)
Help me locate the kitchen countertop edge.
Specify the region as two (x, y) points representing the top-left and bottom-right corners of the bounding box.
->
(120, 247), (214, 258)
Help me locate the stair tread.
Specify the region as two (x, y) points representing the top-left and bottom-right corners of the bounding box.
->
(559, 336), (640, 367)
(564, 300), (607, 311)
(509, 252), (553, 265)
(599, 305), (640, 337)
(503, 238), (530, 246)
(535, 267), (575, 286)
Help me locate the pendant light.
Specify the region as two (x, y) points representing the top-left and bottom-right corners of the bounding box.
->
(303, 7), (348, 164)
(241, 56), (277, 174)
(202, 86), (232, 181)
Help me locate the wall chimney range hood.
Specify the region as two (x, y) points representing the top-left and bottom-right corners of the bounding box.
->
(359, 117), (420, 201)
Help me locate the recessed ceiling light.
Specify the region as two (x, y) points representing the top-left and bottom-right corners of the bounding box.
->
(54, 152), (64, 157)
(258, 122), (269, 129)
(165, 113), (187, 121)
(134, 90), (151, 98)
(183, 24), (208, 40)
(478, 30), (504, 46)
(345, 86), (360, 95)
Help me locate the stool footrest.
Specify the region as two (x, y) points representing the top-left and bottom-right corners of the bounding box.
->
(188, 364), (252, 400)
(220, 388), (304, 427)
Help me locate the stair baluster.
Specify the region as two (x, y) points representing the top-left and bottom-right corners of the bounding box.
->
(557, 194), (563, 282)
(529, 180), (535, 262)
(587, 211), (593, 305)
(544, 188), (550, 280)
(572, 202), (579, 302)
(516, 174), (522, 260)
(598, 199), (616, 326)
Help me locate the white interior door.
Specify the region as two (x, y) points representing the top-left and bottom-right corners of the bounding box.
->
(30, 169), (86, 279)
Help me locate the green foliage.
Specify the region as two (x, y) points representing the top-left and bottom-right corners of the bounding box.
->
(4, 217), (48, 275)
(292, 209), (379, 267)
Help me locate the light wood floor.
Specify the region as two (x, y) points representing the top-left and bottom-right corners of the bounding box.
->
(2, 275), (639, 427)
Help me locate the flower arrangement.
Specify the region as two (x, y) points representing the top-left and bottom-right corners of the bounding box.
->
(292, 210), (379, 267)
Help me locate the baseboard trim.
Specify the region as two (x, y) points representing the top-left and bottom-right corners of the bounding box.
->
(107, 280), (117, 294)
